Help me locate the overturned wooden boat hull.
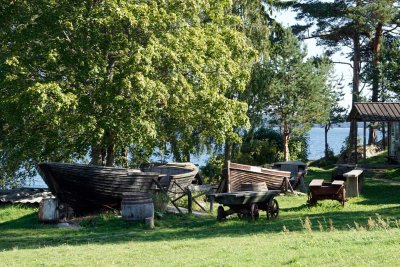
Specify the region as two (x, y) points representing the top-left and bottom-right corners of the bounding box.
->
(38, 163), (159, 214)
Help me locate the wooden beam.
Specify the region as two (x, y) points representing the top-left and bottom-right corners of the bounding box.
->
(363, 121), (367, 163)
(227, 160), (231, 193)
(388, 122), (392, 159)
(354, 120), (358, 164)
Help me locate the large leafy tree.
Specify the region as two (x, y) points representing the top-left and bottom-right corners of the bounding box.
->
(292, 0), (369, 149)
(361, 1), (399, 144)
(323, 82), (347, 159)
(292, 0), (400, 145)
(263, 29), (333, 161)
(0, 0), (254, 184)
(381, 36), (400, 95)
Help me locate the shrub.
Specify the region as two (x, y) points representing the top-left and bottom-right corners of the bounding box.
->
(152, 191), (170, 213)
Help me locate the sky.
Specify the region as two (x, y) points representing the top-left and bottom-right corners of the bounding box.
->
(273, 8), (354, 109)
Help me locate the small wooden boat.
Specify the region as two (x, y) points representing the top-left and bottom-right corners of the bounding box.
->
(143, 162), (199, 193)
(219, 161), (292, 193)
(142, 162), (201, 212)
(38, 162), (159, 214)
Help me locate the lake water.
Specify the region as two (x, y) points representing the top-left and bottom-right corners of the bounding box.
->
(27, 127), (378, 187)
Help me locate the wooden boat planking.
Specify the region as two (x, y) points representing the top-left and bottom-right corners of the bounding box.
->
(226, 162), (292, 193)
(38, 162), (159, 214)
(144, 162), (199, 194)
(143, 162), (203, 213)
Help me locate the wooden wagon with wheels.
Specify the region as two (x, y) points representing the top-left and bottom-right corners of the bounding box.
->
(211, 190), (280, 221)
(308, 179), (346, 206)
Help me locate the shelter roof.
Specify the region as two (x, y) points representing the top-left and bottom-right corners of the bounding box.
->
(348, 102), (400, 122)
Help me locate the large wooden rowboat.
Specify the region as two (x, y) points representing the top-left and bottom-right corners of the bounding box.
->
(211, 190), (280, 221)
(38, 163), (159, 214)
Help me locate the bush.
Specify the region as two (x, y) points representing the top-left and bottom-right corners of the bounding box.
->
(309, 146), (338, 167)
(234, 127), (309, 165)
(200, 155), (224, 185)
(152, 191), (169, 213)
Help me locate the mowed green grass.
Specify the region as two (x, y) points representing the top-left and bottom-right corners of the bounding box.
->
(1, 169), (400, 266)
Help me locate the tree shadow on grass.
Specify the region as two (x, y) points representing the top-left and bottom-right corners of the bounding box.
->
(356, 180), (400, 205)
(1, 178), (399, 252)
(1, 203), (400, 252)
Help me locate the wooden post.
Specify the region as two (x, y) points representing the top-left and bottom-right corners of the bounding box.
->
(145, 217), (155, 229)
(227, 160), (231, 193)
(354, 120), (358, 164)
(388, 122), (392, 160)
(209, 195), (214, 212)
(363, 121), (367, 163)
(187, 190), (192, 214)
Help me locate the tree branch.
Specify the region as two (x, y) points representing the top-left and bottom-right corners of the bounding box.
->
(384, 25), (399, 34)
(332, 61), (353, 69)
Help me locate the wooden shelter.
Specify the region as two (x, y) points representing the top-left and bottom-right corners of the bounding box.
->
(348, 102), (400, 163)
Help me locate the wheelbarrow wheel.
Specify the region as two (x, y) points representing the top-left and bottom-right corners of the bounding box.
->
(267, 199), (279, 219)
(217, 206), (226, 221)
(307, 192), (316, 206)
(250, 203), (259, 220)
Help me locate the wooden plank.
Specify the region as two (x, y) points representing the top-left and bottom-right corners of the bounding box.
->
(309, 179), (324, 187)
(227, 160), (231, 193)
(332, 180), (345, 186)
(343, 170), (363, 178)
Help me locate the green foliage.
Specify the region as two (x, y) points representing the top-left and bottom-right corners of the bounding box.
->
(287, 133), (309, 162)
(0, 0), (255, 181)
(234, 127), (308, 165)
(235, 128), (281, 165)
(381, 37), (400, 95)
(152, 191), (170, 213)
(249, 28), (333, 160)
(265, 29), (332, 134)
(309, 148), (338, 168)
(200, 154), (224, 184)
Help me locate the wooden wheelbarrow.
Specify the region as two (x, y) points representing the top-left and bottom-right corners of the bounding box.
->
(308, 179), (346, 206)
(209, 190), (280, 221)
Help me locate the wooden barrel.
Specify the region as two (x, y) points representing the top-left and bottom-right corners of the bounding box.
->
(38, 198), (59, 223)
(240, 182), (268, 191)
(121, 192), (154, 222)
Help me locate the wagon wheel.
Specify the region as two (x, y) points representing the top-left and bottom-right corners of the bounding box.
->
(217, 206), (226, 221)
(267, 199), (279, 219)
(307, 192), (315, 206)
(250, 203), (259, 220)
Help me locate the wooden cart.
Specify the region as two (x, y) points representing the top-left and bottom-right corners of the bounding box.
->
(308, 179), (346, 206)
(210, 190), (280, 221)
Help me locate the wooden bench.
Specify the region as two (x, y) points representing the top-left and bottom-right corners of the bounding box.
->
(343, 169), (364, 197)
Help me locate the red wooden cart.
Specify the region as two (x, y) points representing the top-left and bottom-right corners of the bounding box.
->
(308, 179), (346, 206)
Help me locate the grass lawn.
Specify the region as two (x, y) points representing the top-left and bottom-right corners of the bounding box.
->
(1, 168), (400, 266)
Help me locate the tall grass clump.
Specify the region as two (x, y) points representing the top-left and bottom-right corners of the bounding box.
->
(152, 191), (169, 213)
